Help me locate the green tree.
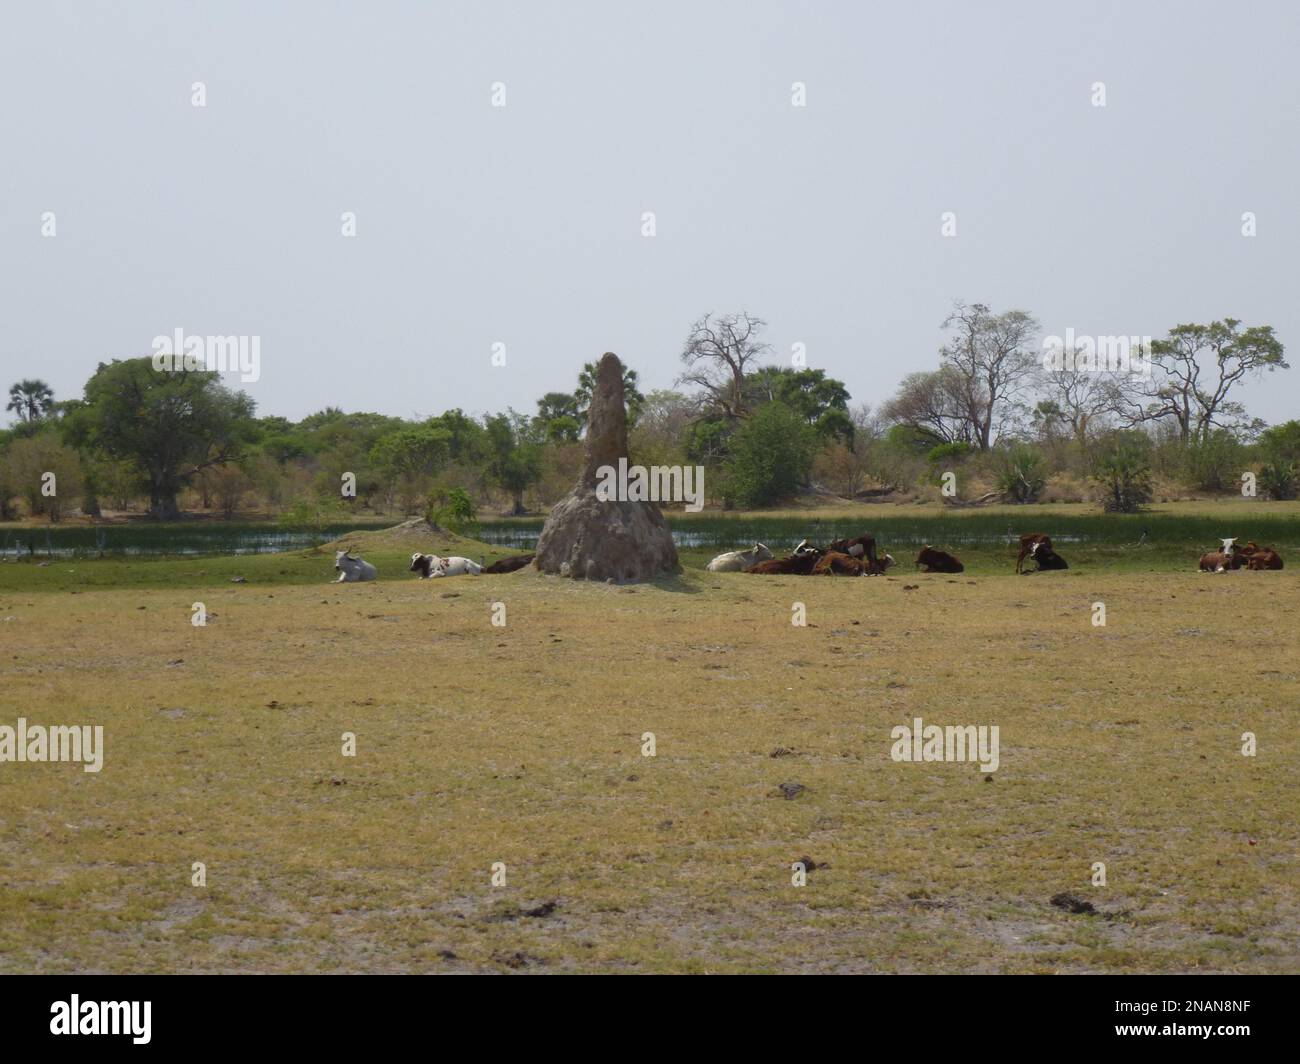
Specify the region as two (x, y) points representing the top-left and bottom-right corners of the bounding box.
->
(370, 427), (451, 515)
(5, 434), (83, 522)
(484, 412), (542, 515)
(1120, 319), (1287, 444)
(1258, 420), (1300, 463)
(6, 379), (54, 434)
(723, 402), (816, 508)
(576, 363), (643, 426)
(747, 367), (854, 444)
(1184, 429), (1242, 492)
(63, 358), (255, 519)
(428, 486), (479, 535)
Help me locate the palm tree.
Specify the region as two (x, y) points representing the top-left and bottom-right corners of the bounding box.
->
(7, 379), (54, 424)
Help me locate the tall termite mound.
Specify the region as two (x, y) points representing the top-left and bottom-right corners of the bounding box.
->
(533, 352), (679, 582)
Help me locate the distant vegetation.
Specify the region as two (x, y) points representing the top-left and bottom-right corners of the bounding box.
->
(2, 305), (1294, 524)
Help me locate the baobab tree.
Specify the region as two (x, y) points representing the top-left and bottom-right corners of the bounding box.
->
(677, 312), (771, 420)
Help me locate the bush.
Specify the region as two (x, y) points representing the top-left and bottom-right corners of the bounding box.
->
(993, 445), (1046, 503)
(1258, 460), (1297, 501)
(1184, 431), (1242, 492)
(1092, 442), (1153, 513)
(723, 403), (816, 508)
(277, 496), (348, 533)
(428, 487), (479, 535)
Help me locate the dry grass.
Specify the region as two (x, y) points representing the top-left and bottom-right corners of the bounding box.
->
(1, 564), (1297, 973)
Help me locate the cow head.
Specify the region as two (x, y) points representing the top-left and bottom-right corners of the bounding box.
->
(753, 543), (774, 562)
(1029, 540), (1043, 557)
(335, 550), (359, 574)
(1220, 537), (1238, 555)
(881, 553), (895, 570)
(409, 553), (436, 578)
(793, 539), (817, 556)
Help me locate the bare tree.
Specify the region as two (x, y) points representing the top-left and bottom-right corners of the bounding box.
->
(677, 312), (771, 419)
(1035, 348), (1118, 452)
(940, 301), (1040, 450)
(881, 367), (972, 445)
(1113, 319), (1287, 444)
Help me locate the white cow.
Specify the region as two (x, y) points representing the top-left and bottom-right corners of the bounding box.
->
(706, 543), (774, 572)
(334, 550), (377, 582)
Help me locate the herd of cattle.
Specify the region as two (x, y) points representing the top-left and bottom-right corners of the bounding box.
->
(706, 532), (1056, 576)
(1197, 537), (1285, 572)
(329, 532), (1285, 582)
(333, 549), (536, 581)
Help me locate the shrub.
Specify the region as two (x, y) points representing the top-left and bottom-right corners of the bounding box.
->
(993, 445), (1046, 503)
(428, 487), (479, 535)
(1092, 442), (1153, 512)
(723, 403), (816, 508)
(1184, 431), (1242, 492)
(1257, 460), (1297, 501)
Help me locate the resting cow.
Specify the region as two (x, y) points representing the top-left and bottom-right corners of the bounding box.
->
(482, 553), (535, 574)
(335, 550), (377, 582)
(706, 543), (774, 572)
(1198, 551), (1235, 573)
(1022, 539), (1068, 572)
(1014, 533), (1052, 574)
(812, 551), (865, 576)
(1246, 548), (1283, 570)
(745, 551), (824, 575)
(825, 533), (884, 571)
(410, 553), (482, 578)
(916, 545), (964, 573)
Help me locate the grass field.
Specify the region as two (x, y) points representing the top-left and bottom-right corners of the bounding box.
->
(1, 506), (1297, 973)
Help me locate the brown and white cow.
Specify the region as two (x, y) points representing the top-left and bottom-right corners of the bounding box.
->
(1022, 539), (1068, 572)
(822, 534), (896, 574)
(1198, 551), (1235, 573)
(1245, 547), (1283, 570)
(1014, 533), (1052, 574)
(916, 545), (964, 573)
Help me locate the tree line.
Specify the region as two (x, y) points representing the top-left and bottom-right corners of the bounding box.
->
(2, 303), (1295, 524)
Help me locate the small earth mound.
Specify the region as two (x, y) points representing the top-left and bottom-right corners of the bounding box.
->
(1050, 891), (1098, 915)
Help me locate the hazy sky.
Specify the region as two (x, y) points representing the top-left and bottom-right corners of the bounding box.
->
(2, 1), (1297, 427)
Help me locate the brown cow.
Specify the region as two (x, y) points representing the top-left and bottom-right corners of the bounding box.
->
(823, 534), (897, 574)
(1198, 551), (1235, 573)
(1246, 548), (1283, 570)
(745, 551), (823, 575)
(1228, 541), (1264, 569)
(812, 551), (865, 576)
(1014, 533), (1052, 574)
(482, 553), (535, 574)
(825, 534), (888, 572)
(916, 545), (964, 573)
